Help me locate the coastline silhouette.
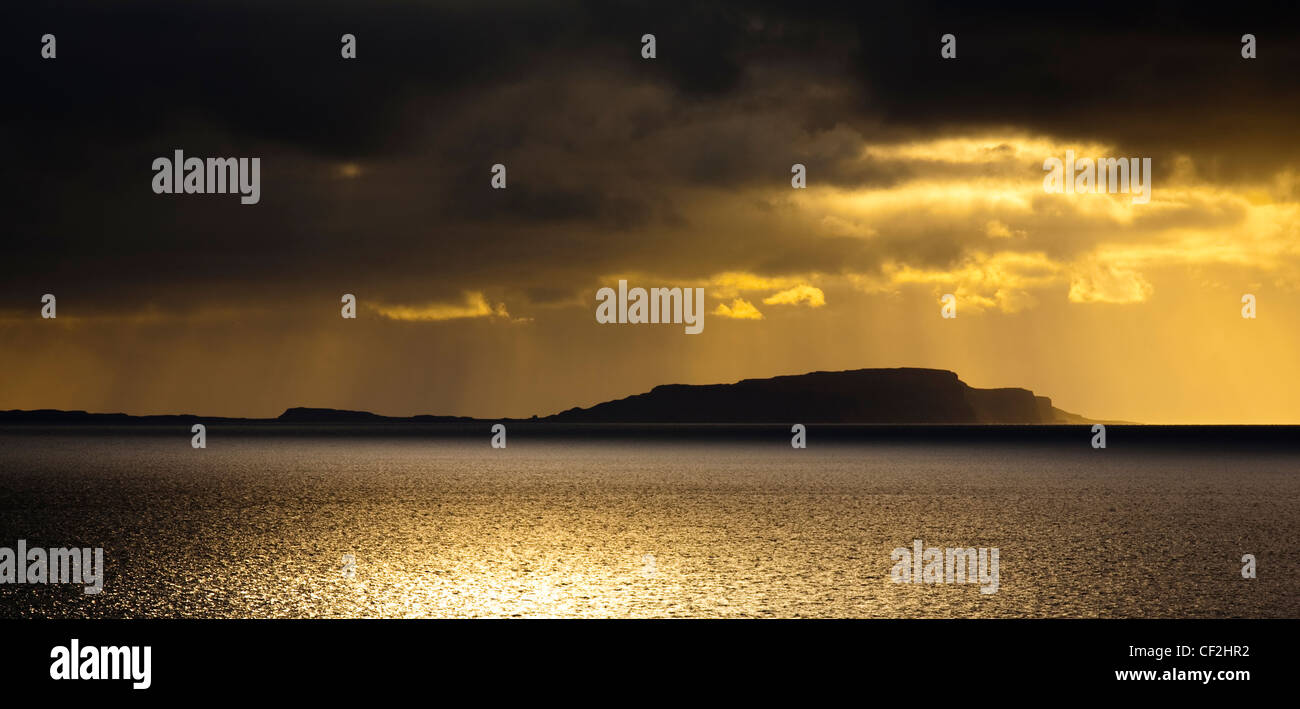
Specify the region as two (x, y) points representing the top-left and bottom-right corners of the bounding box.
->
(1, 367), (1091, 424)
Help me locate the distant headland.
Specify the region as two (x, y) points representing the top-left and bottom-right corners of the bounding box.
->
(0, 368), (1095, 425)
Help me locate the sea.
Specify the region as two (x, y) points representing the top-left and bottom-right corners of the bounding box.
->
(0, 425), (1296, 618)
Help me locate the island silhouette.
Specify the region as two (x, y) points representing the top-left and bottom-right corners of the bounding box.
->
(1, 368), (1094, 424)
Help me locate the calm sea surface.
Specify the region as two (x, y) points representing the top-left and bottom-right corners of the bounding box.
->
(0, 428), (1296, 618)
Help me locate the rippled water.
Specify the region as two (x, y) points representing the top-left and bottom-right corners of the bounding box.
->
(0, 430), (1296, 618)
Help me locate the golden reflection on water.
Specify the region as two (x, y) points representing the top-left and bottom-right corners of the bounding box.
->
(1, 434), (1296, 618)
(311, 548), (703, 618)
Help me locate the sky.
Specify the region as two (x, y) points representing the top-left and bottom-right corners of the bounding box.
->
(3, 1), (1299, 423)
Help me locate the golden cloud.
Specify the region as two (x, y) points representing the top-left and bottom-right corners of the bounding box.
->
(706, 272), (809, 299)
(1067, 262), (1154, 304)
(876, 251), (1063, 313)
(714, 299), (764, 320)
(371, 292), (512, 321)
(762, 285), (827, 308)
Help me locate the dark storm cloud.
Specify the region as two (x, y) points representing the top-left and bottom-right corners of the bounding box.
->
(2, 0), (772, 160)
(844, 1), (1300, 170)
(8, 0), (1299, 166)
(435, 159), (681, 229)
(3, 0), (1299, 315)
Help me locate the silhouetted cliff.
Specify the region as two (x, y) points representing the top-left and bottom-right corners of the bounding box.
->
(546, 368), (1088, 424)
(1, 368), (1091, 424)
